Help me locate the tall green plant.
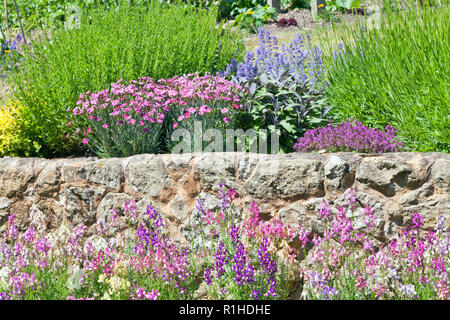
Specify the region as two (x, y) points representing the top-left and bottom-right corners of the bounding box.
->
(6, 1), (244, 157)
(322, 0), (449, 152)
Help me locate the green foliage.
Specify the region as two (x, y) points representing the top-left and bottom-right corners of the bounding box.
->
(6, 1), (244, 157)
(322, 0), (450, 152)
(281, 0), (310, 9)
(235, 71), (330, 153)
(326, 0), (361, 11)
(0, 0), (127, 30)
(233, 2), (278, 33)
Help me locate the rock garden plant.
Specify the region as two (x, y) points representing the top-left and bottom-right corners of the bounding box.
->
(0, 183), (447, 300)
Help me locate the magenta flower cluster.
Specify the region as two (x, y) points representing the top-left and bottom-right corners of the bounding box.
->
(66, 73), (243, 156)
(301, 191), (449, 300)
(0, 182), (447, 300)
(293, 119), (404, 153)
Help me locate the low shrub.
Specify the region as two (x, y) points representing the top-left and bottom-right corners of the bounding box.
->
(322, 1), (450, 152)
(293, 119), (404, 153)
(6, 0), (244, 157)
(222, 28), (331, 153)
(0, 101), (41, 157)
(68, 73), (244, 157)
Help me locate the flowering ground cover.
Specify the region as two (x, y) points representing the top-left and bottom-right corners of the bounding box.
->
(0, 183), (447, 300)
(67, 73), (243, 157)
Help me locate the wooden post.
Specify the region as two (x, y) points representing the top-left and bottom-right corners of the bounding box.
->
(3, 0), (10, 42)
(12, 0), (26, 44)
(267, 0), (281, 13)
(311, 0), (326, 21)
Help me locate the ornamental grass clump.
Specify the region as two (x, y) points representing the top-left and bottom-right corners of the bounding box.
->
(68, 73), (244, 157)
(322, 0), (449, 152)
(293, 119), (404, 153)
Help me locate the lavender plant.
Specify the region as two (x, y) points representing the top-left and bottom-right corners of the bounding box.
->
(293, 119), (404, 153)
(222, 28), (331, 152)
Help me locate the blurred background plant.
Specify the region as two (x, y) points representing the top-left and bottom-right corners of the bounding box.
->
(233, 1), (278, 33)
(0, 33), (23, 78)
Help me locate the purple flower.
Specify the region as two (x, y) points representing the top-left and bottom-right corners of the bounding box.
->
(204, 267), (213, 285)
(229, 225), (240, 245)
(215, 242), (229, 277)
(258, 237), (278, 276)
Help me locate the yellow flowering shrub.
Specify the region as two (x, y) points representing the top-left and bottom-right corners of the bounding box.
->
(0, 101), (21, 156)
(0, 100), (41, 157)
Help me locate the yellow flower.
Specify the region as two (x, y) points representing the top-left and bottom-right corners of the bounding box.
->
(4, 50), (10, 53)
(318, 3), (324, 8)
(247, 11), (254, 15)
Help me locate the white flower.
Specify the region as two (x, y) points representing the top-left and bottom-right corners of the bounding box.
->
(0, 266), (11, 291)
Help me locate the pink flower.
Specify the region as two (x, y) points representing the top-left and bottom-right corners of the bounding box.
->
(221, 108), (228, 114)
(82, 138), (89, 145)
(87, 127), (92, 133)
(103, 124), (109, 129)
(172, 123), (178, 129)
(223, 117), (230, 124)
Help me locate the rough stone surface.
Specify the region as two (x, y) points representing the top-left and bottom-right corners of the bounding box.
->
(79, 159), (122, 190)
(167, 193), (190, 222)
(0, 157), (35, 197)
(97, 193), (134, 221)
(356, 157), (420, 197)
(431, 158), (450, 192)
(244, 155), (324, 200)
(125, 154), (173, 199)
(0, 152), (448, 245)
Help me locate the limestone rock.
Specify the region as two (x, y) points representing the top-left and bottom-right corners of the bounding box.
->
(431, 158), (450, 192)
(79, 158), (122, 190)
(244, 157), (324, 200)
(0, 157), (35, 197)
(324, 155), (351, 195)
(356, 158), (419, 197)
(34, 160), (64, 197)
(168, 194), (190, 222)
(64, 185), (106, 225)
(125, 154), (173, 198)
(97, 193), (134, 221)
(193, 152), (238, 191)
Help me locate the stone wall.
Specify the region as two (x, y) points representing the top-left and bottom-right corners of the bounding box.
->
(0, 152), (448, 244)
